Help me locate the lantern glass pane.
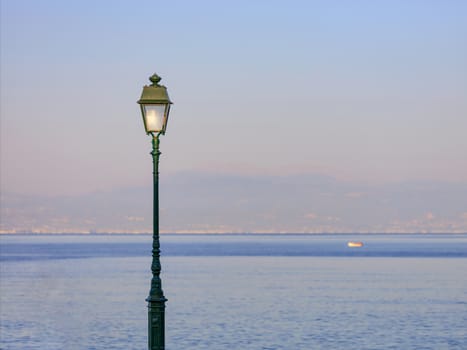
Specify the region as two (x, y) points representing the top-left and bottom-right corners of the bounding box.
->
(144, 105), (166, 133)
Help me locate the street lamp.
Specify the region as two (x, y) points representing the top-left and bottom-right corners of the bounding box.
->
(137, 73), (172, 350)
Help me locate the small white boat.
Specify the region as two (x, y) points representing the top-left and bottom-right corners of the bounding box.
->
(347, 241), (364, 248)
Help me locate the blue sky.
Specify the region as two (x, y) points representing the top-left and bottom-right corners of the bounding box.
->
(1, 0), (466, 232)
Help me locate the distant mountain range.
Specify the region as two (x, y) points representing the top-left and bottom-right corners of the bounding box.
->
(1, 172), (467, 234)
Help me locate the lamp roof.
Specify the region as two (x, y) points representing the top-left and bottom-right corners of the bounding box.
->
(137, 73), (172, 105)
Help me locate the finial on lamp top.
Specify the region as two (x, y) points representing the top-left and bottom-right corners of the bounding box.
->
(149, 74), (162, 85)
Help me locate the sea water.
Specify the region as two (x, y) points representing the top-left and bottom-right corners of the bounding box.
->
(1, 234), (466, 350)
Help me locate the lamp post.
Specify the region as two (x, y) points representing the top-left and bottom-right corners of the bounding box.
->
(137, 73), (172, 350)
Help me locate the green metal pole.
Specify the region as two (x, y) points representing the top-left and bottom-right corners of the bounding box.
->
(147, 135), (167, 350)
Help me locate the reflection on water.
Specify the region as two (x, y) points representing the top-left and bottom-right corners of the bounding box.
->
(1, 235), (466, 349)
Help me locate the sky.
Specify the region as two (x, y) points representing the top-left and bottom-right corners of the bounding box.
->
(1, 0), (467, 233)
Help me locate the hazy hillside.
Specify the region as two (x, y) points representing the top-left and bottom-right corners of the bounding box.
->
(1, 172), (467, 233)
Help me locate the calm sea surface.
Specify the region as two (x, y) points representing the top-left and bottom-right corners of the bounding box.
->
(1, 234), (466, 350)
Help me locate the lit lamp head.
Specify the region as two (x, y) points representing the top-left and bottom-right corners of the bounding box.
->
(137, 73), (172, 136)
